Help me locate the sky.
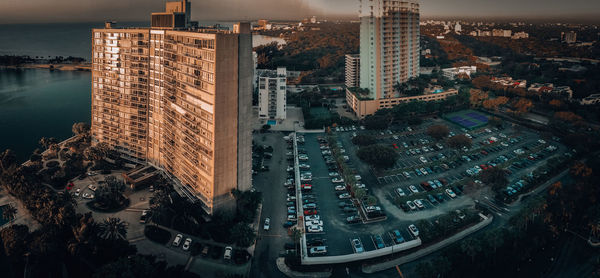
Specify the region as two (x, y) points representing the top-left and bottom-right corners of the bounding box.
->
(0, 0), (599, 24)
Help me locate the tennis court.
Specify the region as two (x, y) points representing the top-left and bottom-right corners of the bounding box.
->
(444, 110), (489, 130)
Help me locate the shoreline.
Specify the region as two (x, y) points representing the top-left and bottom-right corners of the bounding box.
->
(1, 63), (91, 72)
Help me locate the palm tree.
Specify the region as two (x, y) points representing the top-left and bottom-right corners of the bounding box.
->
(2, 204), (17, 225)
(98, 217), (127, 241)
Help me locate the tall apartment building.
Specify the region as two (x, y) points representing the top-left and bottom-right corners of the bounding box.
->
(562, 31), (577, 43)
(345, 54), (360, 88)
(347, 0), (432, 118)
(91, 0), (252, 214)
(358, 0), (420, 100)
(258, 67), (287, 120)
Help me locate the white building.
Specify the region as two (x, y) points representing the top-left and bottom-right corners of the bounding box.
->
(580, 94), (600, 105)
(345, 54), (360, 88)
(258, 67), (287, 120)
(455, 22), (462, 33)
(441, 66), (477, 80)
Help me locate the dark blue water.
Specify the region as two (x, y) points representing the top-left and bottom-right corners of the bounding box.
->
(0, 69), (91, 161)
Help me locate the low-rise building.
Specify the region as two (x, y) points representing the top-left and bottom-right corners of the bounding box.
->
(551, 86), (573, 100)
(492, 29), (512, 37)
(528, 83), (554, 93)
(346, 88), (459, 118)
(580, 94), (600, 105)
(258, 67), (287, 120)
(441, 66), (477, 80)
(491, 77), (527, 88)
(511, 31), (529, 39)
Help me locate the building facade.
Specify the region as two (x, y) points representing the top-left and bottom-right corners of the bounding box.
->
(91, 0), (252, 214)
(442, 66), (477, 80)
(258, 67), (287, 120)
(345, 54), (360, 88)
(358, 0), (420, 100)
(346, 88), (458, 118)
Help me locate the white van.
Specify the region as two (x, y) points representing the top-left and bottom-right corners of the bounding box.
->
(223, 246), (233, 260)
(309, 246), (327, 255)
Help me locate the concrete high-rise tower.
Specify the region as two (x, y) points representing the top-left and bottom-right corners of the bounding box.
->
(358, 0), (420, 100)
(91, 0), (252, 214)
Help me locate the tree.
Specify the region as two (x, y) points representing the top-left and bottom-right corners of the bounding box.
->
(0, 149), (18, 172)
(488, 116), (503, 127)
(363, 115), (390, 130)
(447, 134), (472, 149)
(230, 222), (255, 247)
(93, 255), (169, 278)
(95, 175), (126, 209)
(2, 204), (17, 225)
(98, 217), (127, 241)
(351, 134), (376, 146)
(480, 167), (509, 192)
(482, 96), (509, 111)
(513, 98), (533, 114)
(356, 145), (398, 169)
(0, 224), (30, 259)
(72, 122), (90, 137)
(365, 195), (377, 206)
(426, 124), (450, 140)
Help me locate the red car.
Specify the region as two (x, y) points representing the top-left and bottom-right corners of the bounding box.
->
(480, 150), (488, 155)
(302, 184), (312, 189)
(393, 143), (399, 149)
(304, 210), (318, 215)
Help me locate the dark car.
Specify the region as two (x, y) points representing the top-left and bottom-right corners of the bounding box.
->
(436, 193), (445, 202)
(400, 203), (410, 212)
(307, 238), (326, 247)
(284, 243), (296, 250)
(283, 221), (295, 228)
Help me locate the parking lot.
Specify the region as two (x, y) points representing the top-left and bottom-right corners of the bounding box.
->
(290, 115), (569, 258)
(295, 133), (420, 257)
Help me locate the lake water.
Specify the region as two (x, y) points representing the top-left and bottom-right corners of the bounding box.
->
(0, 69), (91, 161)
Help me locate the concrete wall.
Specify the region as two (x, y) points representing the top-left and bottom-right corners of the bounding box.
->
(302, 238), (422, 265)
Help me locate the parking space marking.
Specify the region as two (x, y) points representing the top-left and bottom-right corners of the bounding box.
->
(395, 265), (404, 278)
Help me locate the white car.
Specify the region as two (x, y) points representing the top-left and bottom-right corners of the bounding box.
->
(263, 218), (271, 231)
(329, 172), (339, 177)
(172, 234), (183, 246)
(305, 215), (320, 221)
(307, 225), (323, 233)
(408, 224), (419, 237)
(445, 189), (457, 198)
(406, 201), (417, 210)
(409, 185), (419, 194)
(420, 168), (428, 175)
(305, 220), (323, 227)
(335, 185), (346, 191)
(355, 175), (362, 181)
(88, 184), (97, 191)
(74, 188), (81, 197)
(419, 156), (427, 163)
(332, 178), (344, 183)
(396, 188), (406, 197)
(82, 192), (94, 199)
(182, 238), (192, 251)
(538, 139), (546, 144)
(414, 199), (424, 209)
(338, 193), (351, 199)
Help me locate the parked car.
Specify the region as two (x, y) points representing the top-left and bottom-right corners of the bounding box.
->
(373, 235), (385, 249)
(338, 193), (351, 199)
(172, 234), (183, 247)
(306, 215), (320, 221)
(224, 246), (233, 260)
(347, 215), (361, 224)
(182, 238), (192, 251)
(409, 185), (419, 194)
(445, 189), (457, 198)
(139, 210), (150, 224)
(392, 230), (405, 244)
(395, 187), (406, 196)
(414, 199), (424, 209)
(307, 225), (323, 233)
(408, 224), (419, 237)
(88, 184), (97, 191)
(305, 220), (323, 227)
(309, 246), (327, 255)
(351, 239), (364, 253)
(406, 201), (417, 210)
(335, 185), (346, 191)
(263, 218), (271, 231)
(332, 178), (345, 183)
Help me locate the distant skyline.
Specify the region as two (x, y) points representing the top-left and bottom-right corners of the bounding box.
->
(1, 0), (600, 24)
